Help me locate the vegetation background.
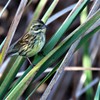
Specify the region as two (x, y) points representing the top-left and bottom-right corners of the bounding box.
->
(0, 0), (100, 100)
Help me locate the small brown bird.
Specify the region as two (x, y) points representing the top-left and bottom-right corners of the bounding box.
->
(8, 20), (46, 63)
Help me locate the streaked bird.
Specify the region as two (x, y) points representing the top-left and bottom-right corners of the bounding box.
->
(8, 20), (46, 62)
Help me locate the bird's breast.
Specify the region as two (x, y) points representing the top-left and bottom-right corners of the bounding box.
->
(25, 33), (45, 57)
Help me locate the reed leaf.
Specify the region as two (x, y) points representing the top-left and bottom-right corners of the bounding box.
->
(5, 9), (100, 99)
(0, 56), (25, 99)
(33, 0), (90, 64)
(0, 0), (28, 65)
(94, 82), (100, 100)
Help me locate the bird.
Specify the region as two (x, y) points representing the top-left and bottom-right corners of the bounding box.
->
(7, 20), (46, 64)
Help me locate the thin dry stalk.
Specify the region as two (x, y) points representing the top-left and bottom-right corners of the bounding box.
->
(46, 3), (76, 25)
(64, 67), (100, 71)
(40, 1), (100, 100)
(0, 0), (28, 65)
(73, 77), (99, 100)
(74, 0), (100, 99)
(0, 0), (11, 18)
(40, 0), (83, 99)
(41, 39), (81, 100)
(1, 66), (100, 78)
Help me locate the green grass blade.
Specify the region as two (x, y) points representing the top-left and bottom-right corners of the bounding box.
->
(4, 0), (59, 82)
(32, 0), (48, 20)
(5, 46), (62, 99)
(42, 0), (90, 54)
(76, 26), (100, 50)
(5, 9), (100, 99)
(0, 56), (25, 99)
(81, 7), (93, 100)
(26, 62), (60, 99)
(41, 0), (59, 23)
(0, 56), (18, 85)
(1, 1), (60, 98)
(33, 0), (90, 65)
(0, 0), (48, 82)
(94, 82), (100, 100)
(83, 43), (93, 99)
(26, 0), (48, 31)
(4, 65), (33, 98)
(33, 9), (100, 80)
(0, 0), (53, 89)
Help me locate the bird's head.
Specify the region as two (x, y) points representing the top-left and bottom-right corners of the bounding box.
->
(30, 20), (46, 34)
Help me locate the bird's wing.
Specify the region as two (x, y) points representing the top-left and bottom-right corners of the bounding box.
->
(7, 33), (33, 56)
(7, 39), (22, 56)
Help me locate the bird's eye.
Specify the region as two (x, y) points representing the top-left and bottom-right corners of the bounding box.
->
(38, 25), (41, 28)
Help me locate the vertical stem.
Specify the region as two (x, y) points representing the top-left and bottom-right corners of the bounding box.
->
(26, 0), (48, 32)
(0, 0), (11, 18)
(41, 0), (59, 23)
(81, 6), (93, 100)
(0, 0), (28, 66)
